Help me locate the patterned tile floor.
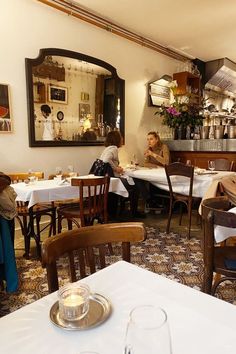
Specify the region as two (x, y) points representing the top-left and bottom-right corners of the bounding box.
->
(0, 210), (235, 317)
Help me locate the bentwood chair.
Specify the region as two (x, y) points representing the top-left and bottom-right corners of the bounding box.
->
(57, 176), (110, 232)
(208, 158), (234, 171)
(165, 162), (201, 239)
(41, 222), (146, 293)
(7, 172), (56, 258)
(201, 196), (236, 295)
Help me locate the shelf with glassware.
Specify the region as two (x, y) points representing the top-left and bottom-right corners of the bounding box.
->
(173, 71), (201, 104)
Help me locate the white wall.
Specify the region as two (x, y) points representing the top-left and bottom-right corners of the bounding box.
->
(0, 0), (179, 176)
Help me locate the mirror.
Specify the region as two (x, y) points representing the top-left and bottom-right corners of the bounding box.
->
(148, 75), (172, 107)
(26, 48), (125, 147)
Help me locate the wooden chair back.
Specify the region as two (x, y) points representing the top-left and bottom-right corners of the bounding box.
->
(7, 171), (56, 258)
(165, 162), (194, 197)
(201, 196), (236, 295)
(41, 222), (146, 293)
(71, 176), (110, 226)
(165, 162), (196, 238)
(208, 158), (234, 171)
(7, 172), (44, 183)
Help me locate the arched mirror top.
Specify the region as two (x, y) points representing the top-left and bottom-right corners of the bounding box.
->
(26, 48), (125, 147)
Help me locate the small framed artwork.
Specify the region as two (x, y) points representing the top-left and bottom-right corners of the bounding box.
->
(48, 85), (68, 104)
(81, 92), (89, 101)
(79, 103), (90, 118)
(0, 83), (13, 133)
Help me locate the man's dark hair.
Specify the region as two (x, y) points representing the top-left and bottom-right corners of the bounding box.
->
(41, 104), (51, 115)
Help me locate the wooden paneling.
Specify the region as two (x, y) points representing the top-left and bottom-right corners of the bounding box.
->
(171, 151), (236, 171)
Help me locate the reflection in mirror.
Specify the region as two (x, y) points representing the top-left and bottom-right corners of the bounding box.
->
(148, 75), (172, 107)
(26, 48), (125, 147)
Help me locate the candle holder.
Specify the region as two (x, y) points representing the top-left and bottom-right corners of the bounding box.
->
(58, 283), (90, 322)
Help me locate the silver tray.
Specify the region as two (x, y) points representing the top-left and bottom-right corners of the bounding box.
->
(50, 293), (112, 330)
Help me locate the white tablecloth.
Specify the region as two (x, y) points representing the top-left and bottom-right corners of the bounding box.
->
(125, 167), (236, 198)
(0, 261), (236, 354)
(12, 177), (128, 208)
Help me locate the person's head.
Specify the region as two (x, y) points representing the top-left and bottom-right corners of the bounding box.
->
(82, 130), (97, 141)
(41, 104), (51, 118)
(105, 130), (123, 147)
(147, 131), (161, 149)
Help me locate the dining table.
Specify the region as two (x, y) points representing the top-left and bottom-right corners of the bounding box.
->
(0, 260), (236, 354)
(125, 166), (236, 199)
(12, 176), (129, 209)
(11, 176), (129, 258)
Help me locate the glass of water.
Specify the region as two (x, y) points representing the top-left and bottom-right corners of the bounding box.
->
(124, 305), (172, 354)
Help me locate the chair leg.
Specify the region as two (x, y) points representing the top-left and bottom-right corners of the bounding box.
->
(108, 243), (114, 255)
(58, 213), (62, 233)
(179, 204), (183, 225)
(35, 215), (42, 257)
(166, 200), (173, 234)
(21, 215), (30, 259)
(67, 219), (73, 230)
(202, 268), (213, 294)
(187, 203), (192, 239)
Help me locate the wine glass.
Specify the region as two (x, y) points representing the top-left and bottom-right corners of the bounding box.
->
(124, 305), (172, 354)
(67, 165), (76, 177)
(186, 159), (192, 166)
(208, 160), (215, 171)
(55, 166), (63, 177)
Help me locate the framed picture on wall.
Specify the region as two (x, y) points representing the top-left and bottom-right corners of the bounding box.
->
(48, 85), (68, 104)
(79, 103), (90, 118)
(0, 83), (13, 133)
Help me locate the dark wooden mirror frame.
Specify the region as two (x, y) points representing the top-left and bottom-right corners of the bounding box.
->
(25, 48), (125, 147)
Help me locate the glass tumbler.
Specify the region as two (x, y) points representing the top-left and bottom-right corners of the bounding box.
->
(125, 305), (172, 354)
(58, 283), (90, 321)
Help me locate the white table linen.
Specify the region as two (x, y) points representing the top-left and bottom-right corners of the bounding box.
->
(0, 261), (236, 354)
(12, 177), (128, 208)
(125, 167), (236, 198)
(214, 206), (236, 243)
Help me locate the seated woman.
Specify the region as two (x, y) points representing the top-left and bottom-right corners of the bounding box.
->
(100, 131), (141, 217)
(144, 131), (170, 167)
(135, 131), (170, 209)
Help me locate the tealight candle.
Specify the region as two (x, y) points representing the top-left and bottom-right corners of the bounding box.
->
(58, 283), (90, 321)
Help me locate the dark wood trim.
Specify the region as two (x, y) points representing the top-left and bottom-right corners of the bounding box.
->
(171, 151), (236, 171)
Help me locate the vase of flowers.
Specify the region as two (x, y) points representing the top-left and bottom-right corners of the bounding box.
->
(155, 81), (203, 139)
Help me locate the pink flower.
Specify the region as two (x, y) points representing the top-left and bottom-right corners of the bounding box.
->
(166, 107), (181, 116)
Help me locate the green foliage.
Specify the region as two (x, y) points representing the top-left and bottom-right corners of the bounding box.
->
(155, 95), (203, 129)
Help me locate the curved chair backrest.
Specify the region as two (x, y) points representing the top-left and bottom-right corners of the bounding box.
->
(165, 162), (194, 196)
(7, 172), (44, 183)
(208, 159), (234, 171)
(41, 222), (146, 293)
(201, 196), (236, 294)
(71, 175), (110, 226)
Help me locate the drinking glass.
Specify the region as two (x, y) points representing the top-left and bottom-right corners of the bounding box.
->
(55, 166), (63, 177)
(130, 154), (139, 169)
(124, 305), (172, 354)
(208, 160), (215, 171)
(186, 159), (192, 166)
(58, 283), (90, 322)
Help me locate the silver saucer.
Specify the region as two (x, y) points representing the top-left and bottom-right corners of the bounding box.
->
(50, 293), (112, 330)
